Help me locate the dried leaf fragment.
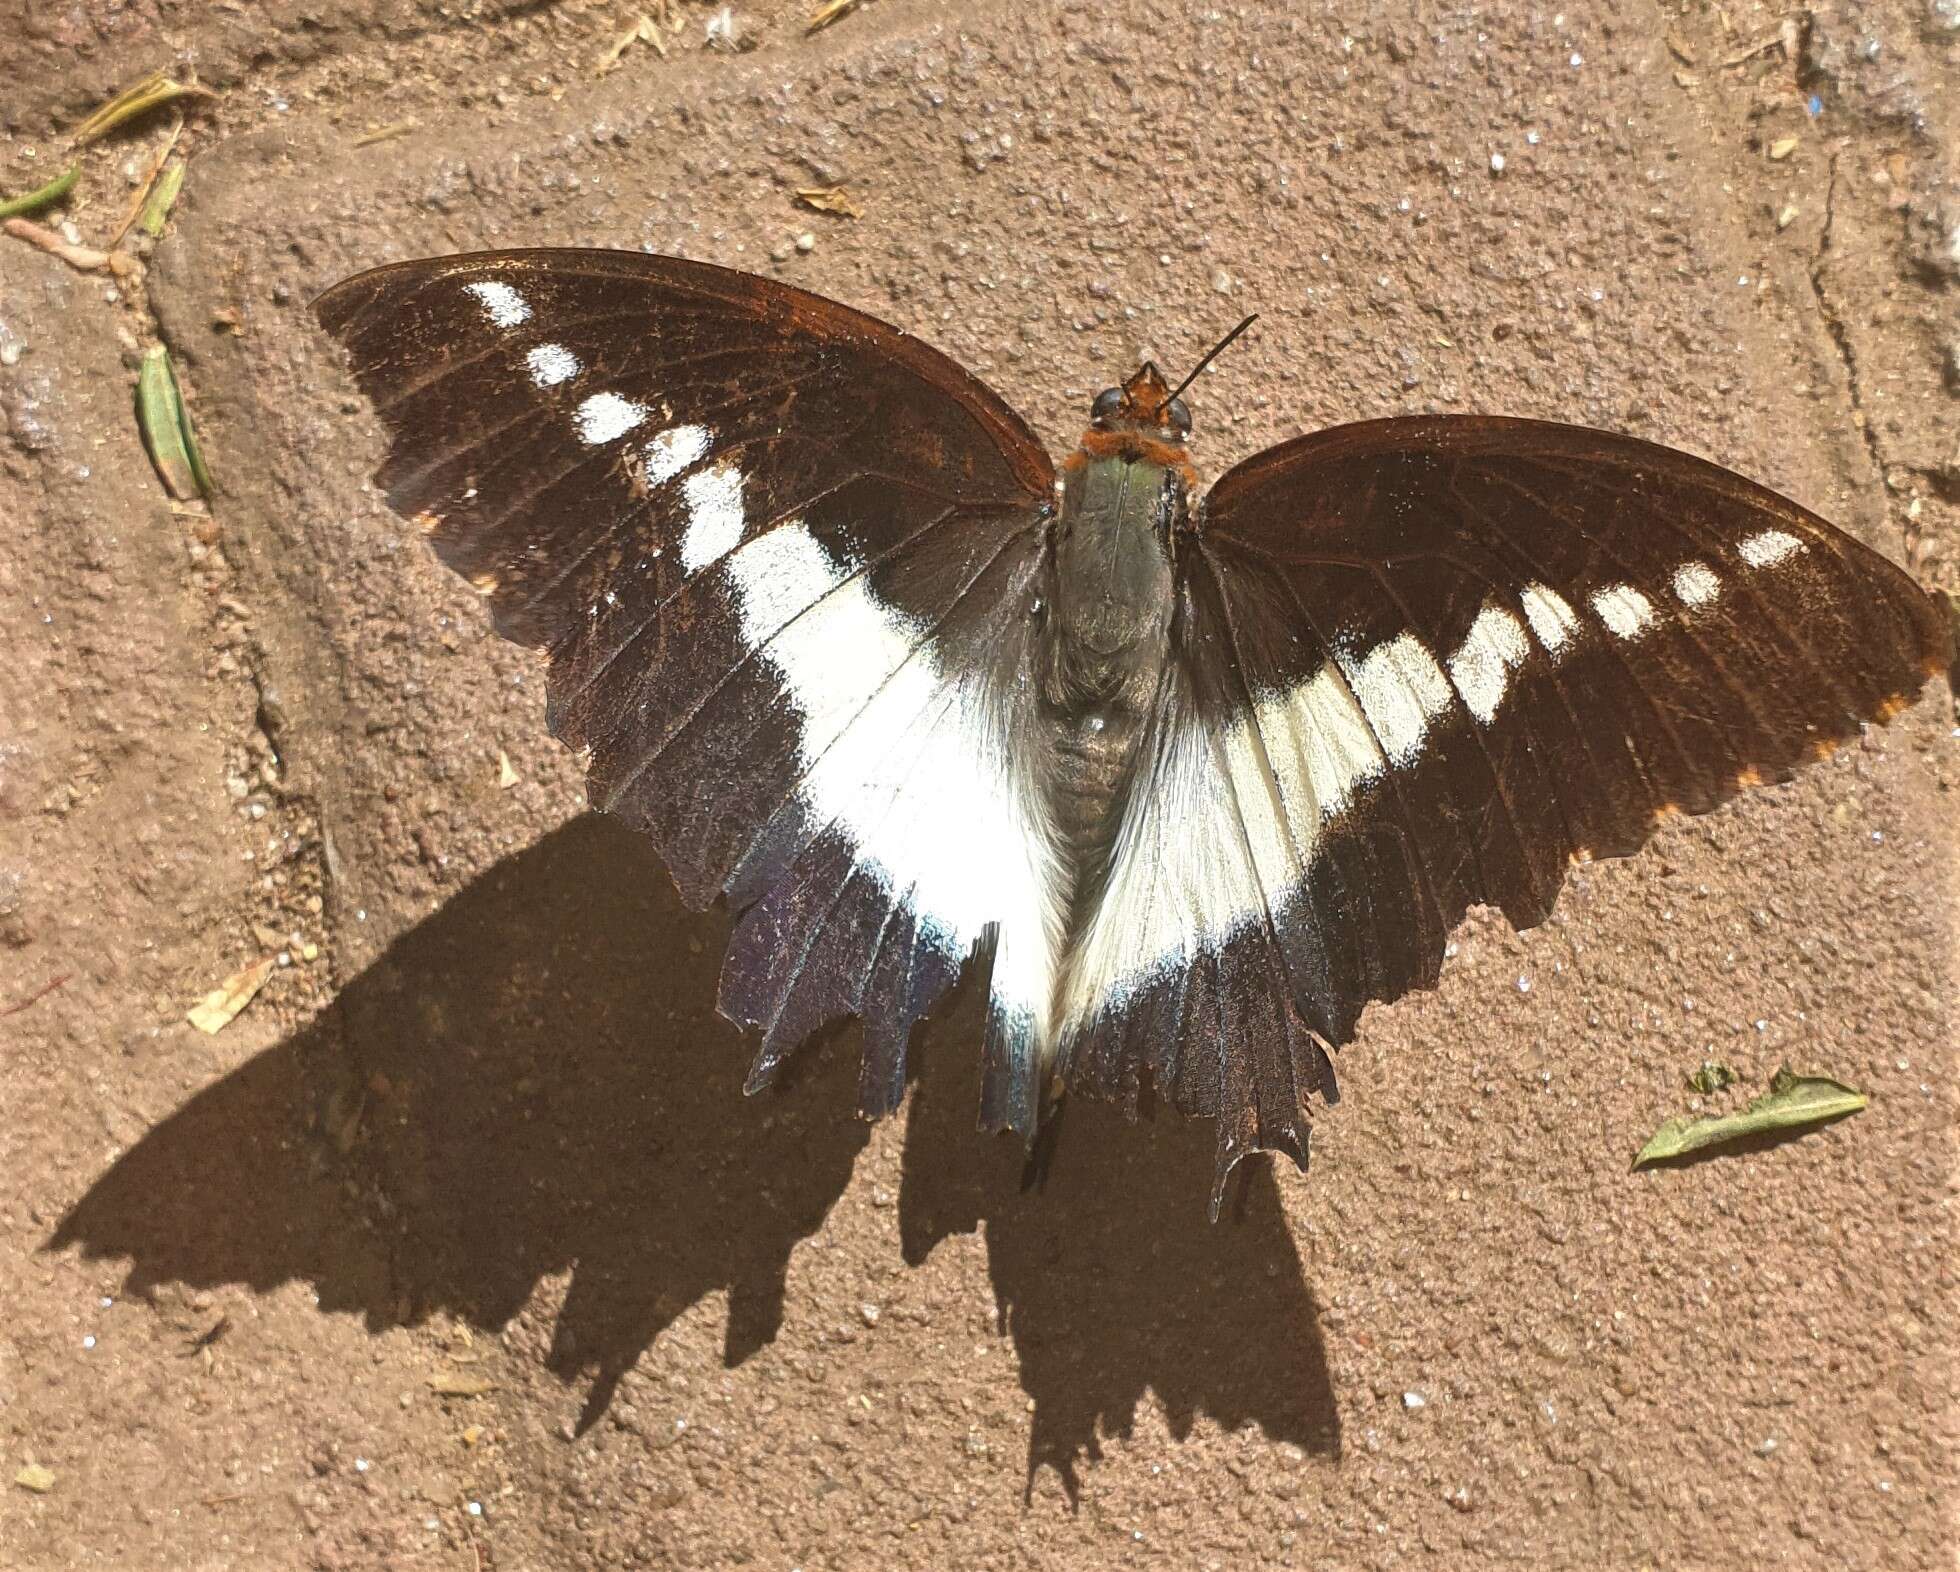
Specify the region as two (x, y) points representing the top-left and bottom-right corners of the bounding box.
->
(14, 1464), (56, 1494)
(1634, 1067), (1867, 1168)
(0, 163), (79, 221)
(1665, 30), (1697, 65)
(598, 14), (667, 74)
(795, 184), (863, 218)
(808, 0), (864, 30)
(1685, 1060), (1737, 1095)
(353, 121), (417, 148)
(137, 345), (213, 500)
(186, 956), (275, 1034)
(1768, 136), (1799, 160)
(427, 1370), (499, 1397)
(72, 70), (217, 146)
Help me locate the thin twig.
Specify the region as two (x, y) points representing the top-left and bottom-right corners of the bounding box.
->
(1, 974), (70, 1017)
(4, 217), (135, 276)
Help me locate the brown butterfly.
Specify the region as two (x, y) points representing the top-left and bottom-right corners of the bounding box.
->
(316, 249), (1949, 1215)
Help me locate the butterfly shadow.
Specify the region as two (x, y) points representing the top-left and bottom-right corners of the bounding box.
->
(50, 813), (1338, 1493)
(899, 995), (1342, 1502)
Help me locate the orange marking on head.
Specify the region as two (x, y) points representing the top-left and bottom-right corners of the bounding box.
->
(1650, 802), (1683, 827)
(1808, 735), (1841, 762)
(1570, 846), (1595, 865)
(413, 509), (443, 535)
(1734, 765), (1765, 789)
(1872, 692), (1909, 722)
(470, 570), (500, 595)
(1072, 428), (1200, 494)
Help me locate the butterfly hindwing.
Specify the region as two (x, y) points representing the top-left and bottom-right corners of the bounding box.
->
(316, 250), (1064, 1114)
(1059, 416), (1947, 1207)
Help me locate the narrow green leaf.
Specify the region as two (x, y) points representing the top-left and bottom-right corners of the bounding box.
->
(137, 345), (208, 500)
(0, 163), (79, 221)
(1634, 1066), (1867, 1168)
(139, 160), (185, 237)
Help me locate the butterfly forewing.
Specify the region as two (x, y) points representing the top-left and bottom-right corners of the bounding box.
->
(315, 250), (1061, 1114)
(1060, 416), (1947, 1206)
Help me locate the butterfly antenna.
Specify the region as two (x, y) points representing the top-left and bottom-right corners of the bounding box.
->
(1159, 313), (1259, 413)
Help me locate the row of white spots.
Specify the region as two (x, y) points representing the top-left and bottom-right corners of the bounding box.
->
(1590, 582), (1656, 642)
(723, 521), (1065, 1053)
(1671, 560), (1722, 608)
(646, 423), (712, 489)
(1519, 583), (1581, 655)
(1448, 602), (1533, 726)
(1739, 528), (1805, 568)
(526, 342), (580, 388)
(466, 279), (530, 328)
(1340, 632), (1454, 766)
(575, 392), (649, 446)
(679, 463), (745, 572)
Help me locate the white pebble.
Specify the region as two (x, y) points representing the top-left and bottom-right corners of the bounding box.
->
(1489, 152), (1506, 174)
(1402, 1391), (1427, 1410)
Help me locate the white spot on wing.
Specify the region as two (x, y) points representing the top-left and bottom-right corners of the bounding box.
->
(574, 391), (648, 446)
(1671, 560), (1721, 607)
(465, 280), (530, 328)
(1591, 583), (1656, 641)
(644, 423), (712, 488)
(680, 463), (745, 572)
(1519, 583), (1581, 656)
(723, 523), (1063, 1046)
(1338, 632), (1454, 766)
(1739, 528), (1805, 568)
(526, 343), (580, 387)
(1447, 601), (1532, 725)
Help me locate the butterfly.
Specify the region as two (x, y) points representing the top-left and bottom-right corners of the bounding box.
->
(315, 248), (1949, 1215)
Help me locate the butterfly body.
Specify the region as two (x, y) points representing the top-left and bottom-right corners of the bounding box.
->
(315, 249), (1950, 1215)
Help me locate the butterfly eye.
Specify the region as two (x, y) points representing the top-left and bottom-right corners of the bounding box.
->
(1090, 386), (1124, 423)
(1166, 397), (1192, 437)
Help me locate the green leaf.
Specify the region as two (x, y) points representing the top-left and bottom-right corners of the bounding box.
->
(136, 345), (210, 500)
(0, 163), (79, 221)
(139, 160), (185, 237)
(1634, 1066), (1867, 1168)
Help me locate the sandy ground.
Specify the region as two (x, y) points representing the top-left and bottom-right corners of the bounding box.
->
(2, 0), (1957, 1566)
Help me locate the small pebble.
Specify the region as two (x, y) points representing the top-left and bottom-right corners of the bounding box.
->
(794, 232), (815, 254)
(82, 1335), (96, 1350)
(1489, 151), (1506, 174)
(1402, 1391), (1427, 1410)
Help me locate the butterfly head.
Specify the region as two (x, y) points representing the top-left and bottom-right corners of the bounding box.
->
(1090, 363), (1193, 442)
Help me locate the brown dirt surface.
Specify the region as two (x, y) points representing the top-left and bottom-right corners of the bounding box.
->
(3, 0), (1957, 1567)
